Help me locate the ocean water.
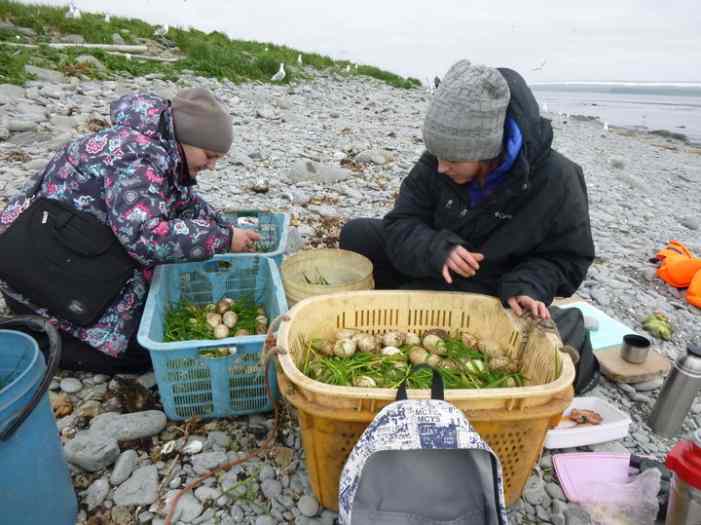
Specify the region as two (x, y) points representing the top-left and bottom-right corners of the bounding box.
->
(530, 82), (701, 145)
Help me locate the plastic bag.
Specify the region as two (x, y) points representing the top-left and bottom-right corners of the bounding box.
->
(579, 468), (662, 525)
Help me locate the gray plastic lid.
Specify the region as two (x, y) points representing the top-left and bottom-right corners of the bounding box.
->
(689, 343), (701, 358)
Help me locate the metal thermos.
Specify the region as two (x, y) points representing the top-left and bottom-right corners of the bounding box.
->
(665, 429), (701, 524)
(648, 343), (701, 437)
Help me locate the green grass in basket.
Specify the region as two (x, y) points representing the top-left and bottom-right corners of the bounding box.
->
(301, 335), (524, 389)
(164, 297), (262, 342)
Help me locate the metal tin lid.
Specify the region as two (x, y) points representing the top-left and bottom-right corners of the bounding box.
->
(678, 346), (701, 375)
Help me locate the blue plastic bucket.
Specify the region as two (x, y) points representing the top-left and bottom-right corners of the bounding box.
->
(0, 318), (77, 525)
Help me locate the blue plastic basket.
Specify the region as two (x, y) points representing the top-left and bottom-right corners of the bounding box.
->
(216, 210), (290, 266)
(138, 256), (288, 420)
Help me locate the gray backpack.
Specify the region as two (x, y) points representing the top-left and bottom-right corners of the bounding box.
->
(338, 367), (509, 525)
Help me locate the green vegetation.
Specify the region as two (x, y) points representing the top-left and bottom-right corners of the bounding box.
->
(163, 297), (262, 343)
(0, 0), (421, 88)
(301, 335), (525, 389)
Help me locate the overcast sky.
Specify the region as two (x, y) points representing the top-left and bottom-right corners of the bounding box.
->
(35, 0), (701, 84)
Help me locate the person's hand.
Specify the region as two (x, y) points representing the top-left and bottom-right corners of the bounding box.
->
(441, 246), (484, 284)
(507, 295), (551, 320)
(230, 227), (261, 253)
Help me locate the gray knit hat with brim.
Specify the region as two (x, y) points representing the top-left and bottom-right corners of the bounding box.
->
(172, 88), (233, 154)
(423, 60), (510, 161)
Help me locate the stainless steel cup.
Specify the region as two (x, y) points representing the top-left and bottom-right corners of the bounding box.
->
(620, 334), (651, 364)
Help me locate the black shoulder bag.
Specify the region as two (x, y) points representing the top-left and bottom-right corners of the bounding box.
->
(0, 197), (137, 326)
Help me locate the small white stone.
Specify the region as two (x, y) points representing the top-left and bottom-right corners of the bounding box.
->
(60, 377), (83, 393)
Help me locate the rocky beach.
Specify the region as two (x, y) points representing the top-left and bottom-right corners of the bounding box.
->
(1, 46), (701, 525)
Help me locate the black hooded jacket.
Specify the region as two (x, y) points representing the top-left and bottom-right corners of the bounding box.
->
(382, 68), (595, 305)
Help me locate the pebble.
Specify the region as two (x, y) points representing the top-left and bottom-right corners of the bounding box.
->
(634, 377), (664, 391)
(24, 65), (65, 83)
(545, 482), (566, 501)
(564, 504), (592, 525)
(523, 474), (547, 506)
(111, 506), (133, 525)
(297, 495), (320, 517)
(89, 410), (167, 441)
(260, 464), (276, 481)
(194, 486), (222, 502)
(617, 382), (637, 395)
(632, 393), (652, 404)
(78, 399), (102, 418)
(85, 478), (110, 510)
(286, 159), (352, 184)
(60, 377), (83, 393)
(255, 517), (275, 525)
(191, 451), (229, 474)
(64, 432), (120, 472)
(113, 465), (159, 506)
(261, 478), (283, 499)
(111, 449), (139, 485)
(166, 491), (203, 523)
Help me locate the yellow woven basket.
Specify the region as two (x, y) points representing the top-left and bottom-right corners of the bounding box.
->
(276, 290), (575, 509)
(280, 249), (374, 306)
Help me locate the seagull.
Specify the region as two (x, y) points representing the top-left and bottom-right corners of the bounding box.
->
(345, 64), (351, 73)
(154, 24), (169, 37)
(105, 14), (111, 23)
(603, 121), (609, 132)
(66, 0), (81, 19)
(297, 54), (303, 66)
(124, 53), (132, 61)
(531, 59), (546, 72)
(271, 63), (286, 82)
(541, 102), (549, 113)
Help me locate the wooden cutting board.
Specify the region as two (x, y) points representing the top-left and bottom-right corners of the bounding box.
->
(594, 345), (671, 384)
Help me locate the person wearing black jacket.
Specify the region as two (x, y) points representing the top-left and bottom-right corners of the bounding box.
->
(340, 60), (597, 392)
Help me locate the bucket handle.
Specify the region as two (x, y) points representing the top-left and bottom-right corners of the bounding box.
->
(0, 315), (62, 441)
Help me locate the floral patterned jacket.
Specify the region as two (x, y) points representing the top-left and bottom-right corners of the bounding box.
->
(0, 93), (232, 357)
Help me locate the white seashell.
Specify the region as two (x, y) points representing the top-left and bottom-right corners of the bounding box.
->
(183, 440), (203, 454)
(334, 339), (357, 358)
(222, 311), (238, 328)
(311, 339), (334, 356)
(161, 440), (176, 456)
(336, 329), (359, 340)
(409, 346), (428, 365)
(206, 312), (222, 329)
(216, 298), (234, 314)
(381, 346), (402, 356)
(422, 334), (447, 355)
(214, 324), (230, 339)
(382, 331), (404, 348)
(355, 334), (378, 353)
(352, 376), (376, 388)
(426, 354), (443, 368)
(405, 332), (421, 346)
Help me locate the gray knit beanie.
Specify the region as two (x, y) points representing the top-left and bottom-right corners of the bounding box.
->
(423, 60), (510, 161)
(172, 88), (233, 154)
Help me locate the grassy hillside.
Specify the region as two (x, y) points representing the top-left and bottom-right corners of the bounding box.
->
(0, 0), (421, 88)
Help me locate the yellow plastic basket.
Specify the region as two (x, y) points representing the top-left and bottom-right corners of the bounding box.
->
(276, 290), (575, 509)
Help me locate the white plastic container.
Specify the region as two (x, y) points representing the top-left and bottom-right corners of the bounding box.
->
(544, 396), (632, 449)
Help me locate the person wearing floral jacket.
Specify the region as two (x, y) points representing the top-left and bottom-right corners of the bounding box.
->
(0, 88), (258, 373)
